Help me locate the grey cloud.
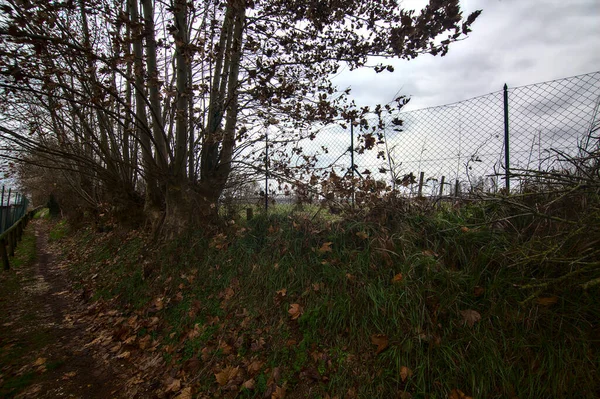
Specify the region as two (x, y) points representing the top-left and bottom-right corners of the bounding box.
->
(333, 0), (600, 112)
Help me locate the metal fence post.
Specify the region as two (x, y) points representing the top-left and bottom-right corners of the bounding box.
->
(503, 83), (510, 192)
(0, 186), (4, 234)
(350, 120), (355, 207)
(6, 188), (11, 229)
(265, 131), (269, 213)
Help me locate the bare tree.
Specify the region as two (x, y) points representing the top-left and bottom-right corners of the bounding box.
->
(0, 0), (480, 231)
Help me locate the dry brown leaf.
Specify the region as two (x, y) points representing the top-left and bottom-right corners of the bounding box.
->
(215, 365), (240, 386)
(188, 323), (203, 340)
(250, 337), (266, 352)
(356, 231), (369, 239)
(151, 297), (164, 311)
(422, 249), (438, 257)
(276, 288), (287, 297)
(473, 286), (485, 297)
(460, 309), (481, 328)
(460, 226), (470, 232)
(399, 366), (413, 382)
(201, 347), (211, 361)
(247, 359), (264, 374)
(392, 273), (403, 283)
(536, 296), (558, 306)
(138, 335), (152, 350)
(268, 367), (282, 385)
(62, 371), (77, 380)
(165, 378), (181, 393)
(116, 351), (131, 359)
(223, 287), (235, 301)
(449, 388), (473, 399)
(242, 379), (255, 390)
(318, 242), (333, 253)
(174, 387), (193, 399)
(271, 385), (286, 399)
(370, 334), (389, 354)
(33, 358), (47, 366)
(219, 340), (234, 355)
(288, 303), (303, 320)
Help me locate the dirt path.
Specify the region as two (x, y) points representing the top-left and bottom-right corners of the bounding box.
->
(0, 219), (130, 398)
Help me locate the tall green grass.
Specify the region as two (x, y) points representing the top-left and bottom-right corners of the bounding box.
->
(59, 199), (599, 398)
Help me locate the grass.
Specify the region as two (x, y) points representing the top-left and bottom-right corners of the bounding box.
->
(48, 219), (68, 241)
(0, 228), (41, 398)
(53, 196), (600, 398)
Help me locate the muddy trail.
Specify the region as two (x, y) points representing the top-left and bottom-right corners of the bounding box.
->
(0, 219), (148, 398)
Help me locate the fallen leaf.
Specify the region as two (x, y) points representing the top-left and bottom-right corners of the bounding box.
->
(271, 385), (286, 399)
(422, 249), (438, 257)
(392, 273), (403, 283)
(460, 309), (481, 328)
(356, 231), (368, 239)
(116, 351), (131, 359)
(62, 371), (77, 380)
(242, 379), (255, 390)
(174, 387), (193, 399)
(150, 297), (164, 311)
(222, 287), (235, 300)
(165, 378), (181, 393)
(399, 366), (413, 382)
(288, 303), (303, 320)
(247, 359), (264, 374)
(449, 388), (473, 399)
(460, 226), (470, 232)
(473, 286), (485, 297)
(215, 365), (239, 386)
(536, 296), (558, 306)
(138, 335), (152, 350)
(268, 367), (282, 385)
(250, 337), (265, 352)
(318, 242), (333, 253)
(370, 334), (389, 354)
(188, 323), (203, 339)
(276, 288), (287, 297)
(33, 358), (47, 366)
(219, 340), (234, 355)
(201, 347), (211, 361)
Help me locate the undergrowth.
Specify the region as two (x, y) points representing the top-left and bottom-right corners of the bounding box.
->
(56, 194), (599, 398)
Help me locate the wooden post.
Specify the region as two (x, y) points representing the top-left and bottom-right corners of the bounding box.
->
(246, 207), (253, 221)
(455, 180), (460, 198)
(417, 172), (425, 197)
(439, 176), (446, 197)
(8, 230), (15, 257)
(1, 239), (8, 270)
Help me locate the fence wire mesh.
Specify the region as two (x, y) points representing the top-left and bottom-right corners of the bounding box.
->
(229, 71), (600, 208)
(0, 186), (28, 234)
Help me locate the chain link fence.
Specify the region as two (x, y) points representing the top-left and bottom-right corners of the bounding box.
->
(228, 71), (600, 210)
(0, 186), (28, 234)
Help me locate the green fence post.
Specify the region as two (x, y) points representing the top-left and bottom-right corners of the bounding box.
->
(503, 83), (510, 192)
(350, 120), (355, 207)
(1, 239), (9, 270)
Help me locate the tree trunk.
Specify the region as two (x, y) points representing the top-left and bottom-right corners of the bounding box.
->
(129, 0), (162, 214)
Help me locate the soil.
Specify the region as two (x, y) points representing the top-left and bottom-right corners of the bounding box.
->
(0, 219), (134, 398)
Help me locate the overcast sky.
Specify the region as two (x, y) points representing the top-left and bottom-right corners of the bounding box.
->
(333, 0), (600, 112)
